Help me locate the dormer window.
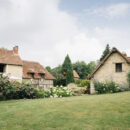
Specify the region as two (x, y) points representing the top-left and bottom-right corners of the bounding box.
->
(116, 63), (122, 72)
(40, 73), (45, 78)
(28, 73), (34, 78)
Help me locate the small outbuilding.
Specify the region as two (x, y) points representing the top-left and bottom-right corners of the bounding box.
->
(89, 47), (130, 94)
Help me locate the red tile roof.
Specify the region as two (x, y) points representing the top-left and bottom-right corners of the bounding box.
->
(23, 60), (55, 80)
(0, 47), (23, 65)
(73, 70), (80, 78)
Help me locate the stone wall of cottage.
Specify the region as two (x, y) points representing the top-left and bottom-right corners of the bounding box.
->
(90, 52), (130, 94)
(6, 65), (23, 82)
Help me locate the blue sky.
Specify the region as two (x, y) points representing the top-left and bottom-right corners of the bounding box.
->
(59, 0), (130, 28)
(0, 0), (130, 67)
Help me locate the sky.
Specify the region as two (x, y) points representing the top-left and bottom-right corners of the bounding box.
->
(0, 0), (130, 67)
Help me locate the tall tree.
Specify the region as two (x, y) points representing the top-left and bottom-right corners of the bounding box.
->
(46, 66), (51, 73)
(62, 55), (74, 84)
(100, 44), (110, 61)
(73, 61), (96, 79)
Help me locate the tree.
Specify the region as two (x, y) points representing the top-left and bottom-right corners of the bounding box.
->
(87, 61), (96, 74)
(73, 61), (96, 79)
(62, 55), (74, 84)
(51, 65), (66, 86)
(73, 61), (88, 79)
(100, 44), (110, 61)
(46, 66), (51, 73)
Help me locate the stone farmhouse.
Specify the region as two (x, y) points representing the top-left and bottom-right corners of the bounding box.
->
(0, 46), (55, 87)
(90, 47), (130, 94)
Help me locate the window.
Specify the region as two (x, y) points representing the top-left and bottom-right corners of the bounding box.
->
(0, 64), (5, 73)
(116, 63), (122, 72)
(28, 73), (34, 78)
(40, 73), (45, 78)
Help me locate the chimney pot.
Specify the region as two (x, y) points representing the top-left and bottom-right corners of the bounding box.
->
(122, 52), (127, 57)
(13, 46), (18, 54)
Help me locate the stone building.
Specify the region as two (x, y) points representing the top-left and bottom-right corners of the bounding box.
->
(90, 47), (130, 94)
(22, 60), (55, 87)
(0, 46), (55, 86)
(0, 46), (23, 82)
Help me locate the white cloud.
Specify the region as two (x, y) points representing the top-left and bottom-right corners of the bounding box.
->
(85, 3), (130, 19)
(0, 0), (130, 67)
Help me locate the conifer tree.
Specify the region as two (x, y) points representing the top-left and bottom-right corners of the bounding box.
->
(100, 44), (110, 61)
(62, 55), (74, 85)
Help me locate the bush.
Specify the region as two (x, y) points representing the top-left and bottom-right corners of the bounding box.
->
(94, 81), (119, 94)
(128, 71), (130, 87)
(118, 84), (130, 92)
(0, 74), (72, 100)
(75, 79), (90, 87)
(55, 86), (72, 97)
(0, 74), (38, 100)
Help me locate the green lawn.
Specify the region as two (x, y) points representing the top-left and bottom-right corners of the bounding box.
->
(0, 92), (130, 130)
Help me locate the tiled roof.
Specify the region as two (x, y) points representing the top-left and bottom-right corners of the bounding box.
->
(128, 57), (130, 62)
(23, 60), (55, 80)
(0, 48), (23, 65)
(90, 47), (130, 79)
(73, 70), (80, 78)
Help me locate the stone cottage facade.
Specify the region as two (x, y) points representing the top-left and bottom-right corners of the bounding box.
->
(90, 47), (130, 94)
(0, 46), (23, 82)
(0, 46), (55, 86)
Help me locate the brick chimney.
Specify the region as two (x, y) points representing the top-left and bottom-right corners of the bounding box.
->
(13, 46), (18, 54)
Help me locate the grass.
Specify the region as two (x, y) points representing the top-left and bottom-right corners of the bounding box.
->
(0, 92), (130, 130)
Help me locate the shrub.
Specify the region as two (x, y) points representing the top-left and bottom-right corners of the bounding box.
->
(94, 81), (119, 94)
(0, 74), (38, 100)
(118, 84), (130, 92)
(128, 71), (130, 87)
(0, 74), (72, 100)
(75, 79), (90, 87)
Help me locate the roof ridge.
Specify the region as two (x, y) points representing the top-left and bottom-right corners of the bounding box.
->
(90, 47), (130, 79)
(23, 60), (40, 64)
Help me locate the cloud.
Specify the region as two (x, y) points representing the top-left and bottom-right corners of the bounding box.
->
(0, 0), (104, 67)
(0, 0), (129, 67)
(85, 3), (130, 19)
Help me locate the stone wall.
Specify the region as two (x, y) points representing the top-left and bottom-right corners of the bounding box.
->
(90, 53), (130, 94)
(6, 65), (23, 82)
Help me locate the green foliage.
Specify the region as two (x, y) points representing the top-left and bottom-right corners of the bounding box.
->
(75, 79), (90, 87)
(67, 85), (89, 96)
(73, 61), (96, 79)
(94, 81), (119, 94)
(51, 65), (66, 86)
(62, 55), (73, 73)
(100, 44), (110, 61)
(62, 54), (74, 85)
(73, 61), (88, 79)
(54, 78), (66, 86)
(45, 66), (52, 73)
(66, 70), (74, 85)
(0, 74), (72, 100)
(0, 74), (38, 100)
(55, 86), (72, 97)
